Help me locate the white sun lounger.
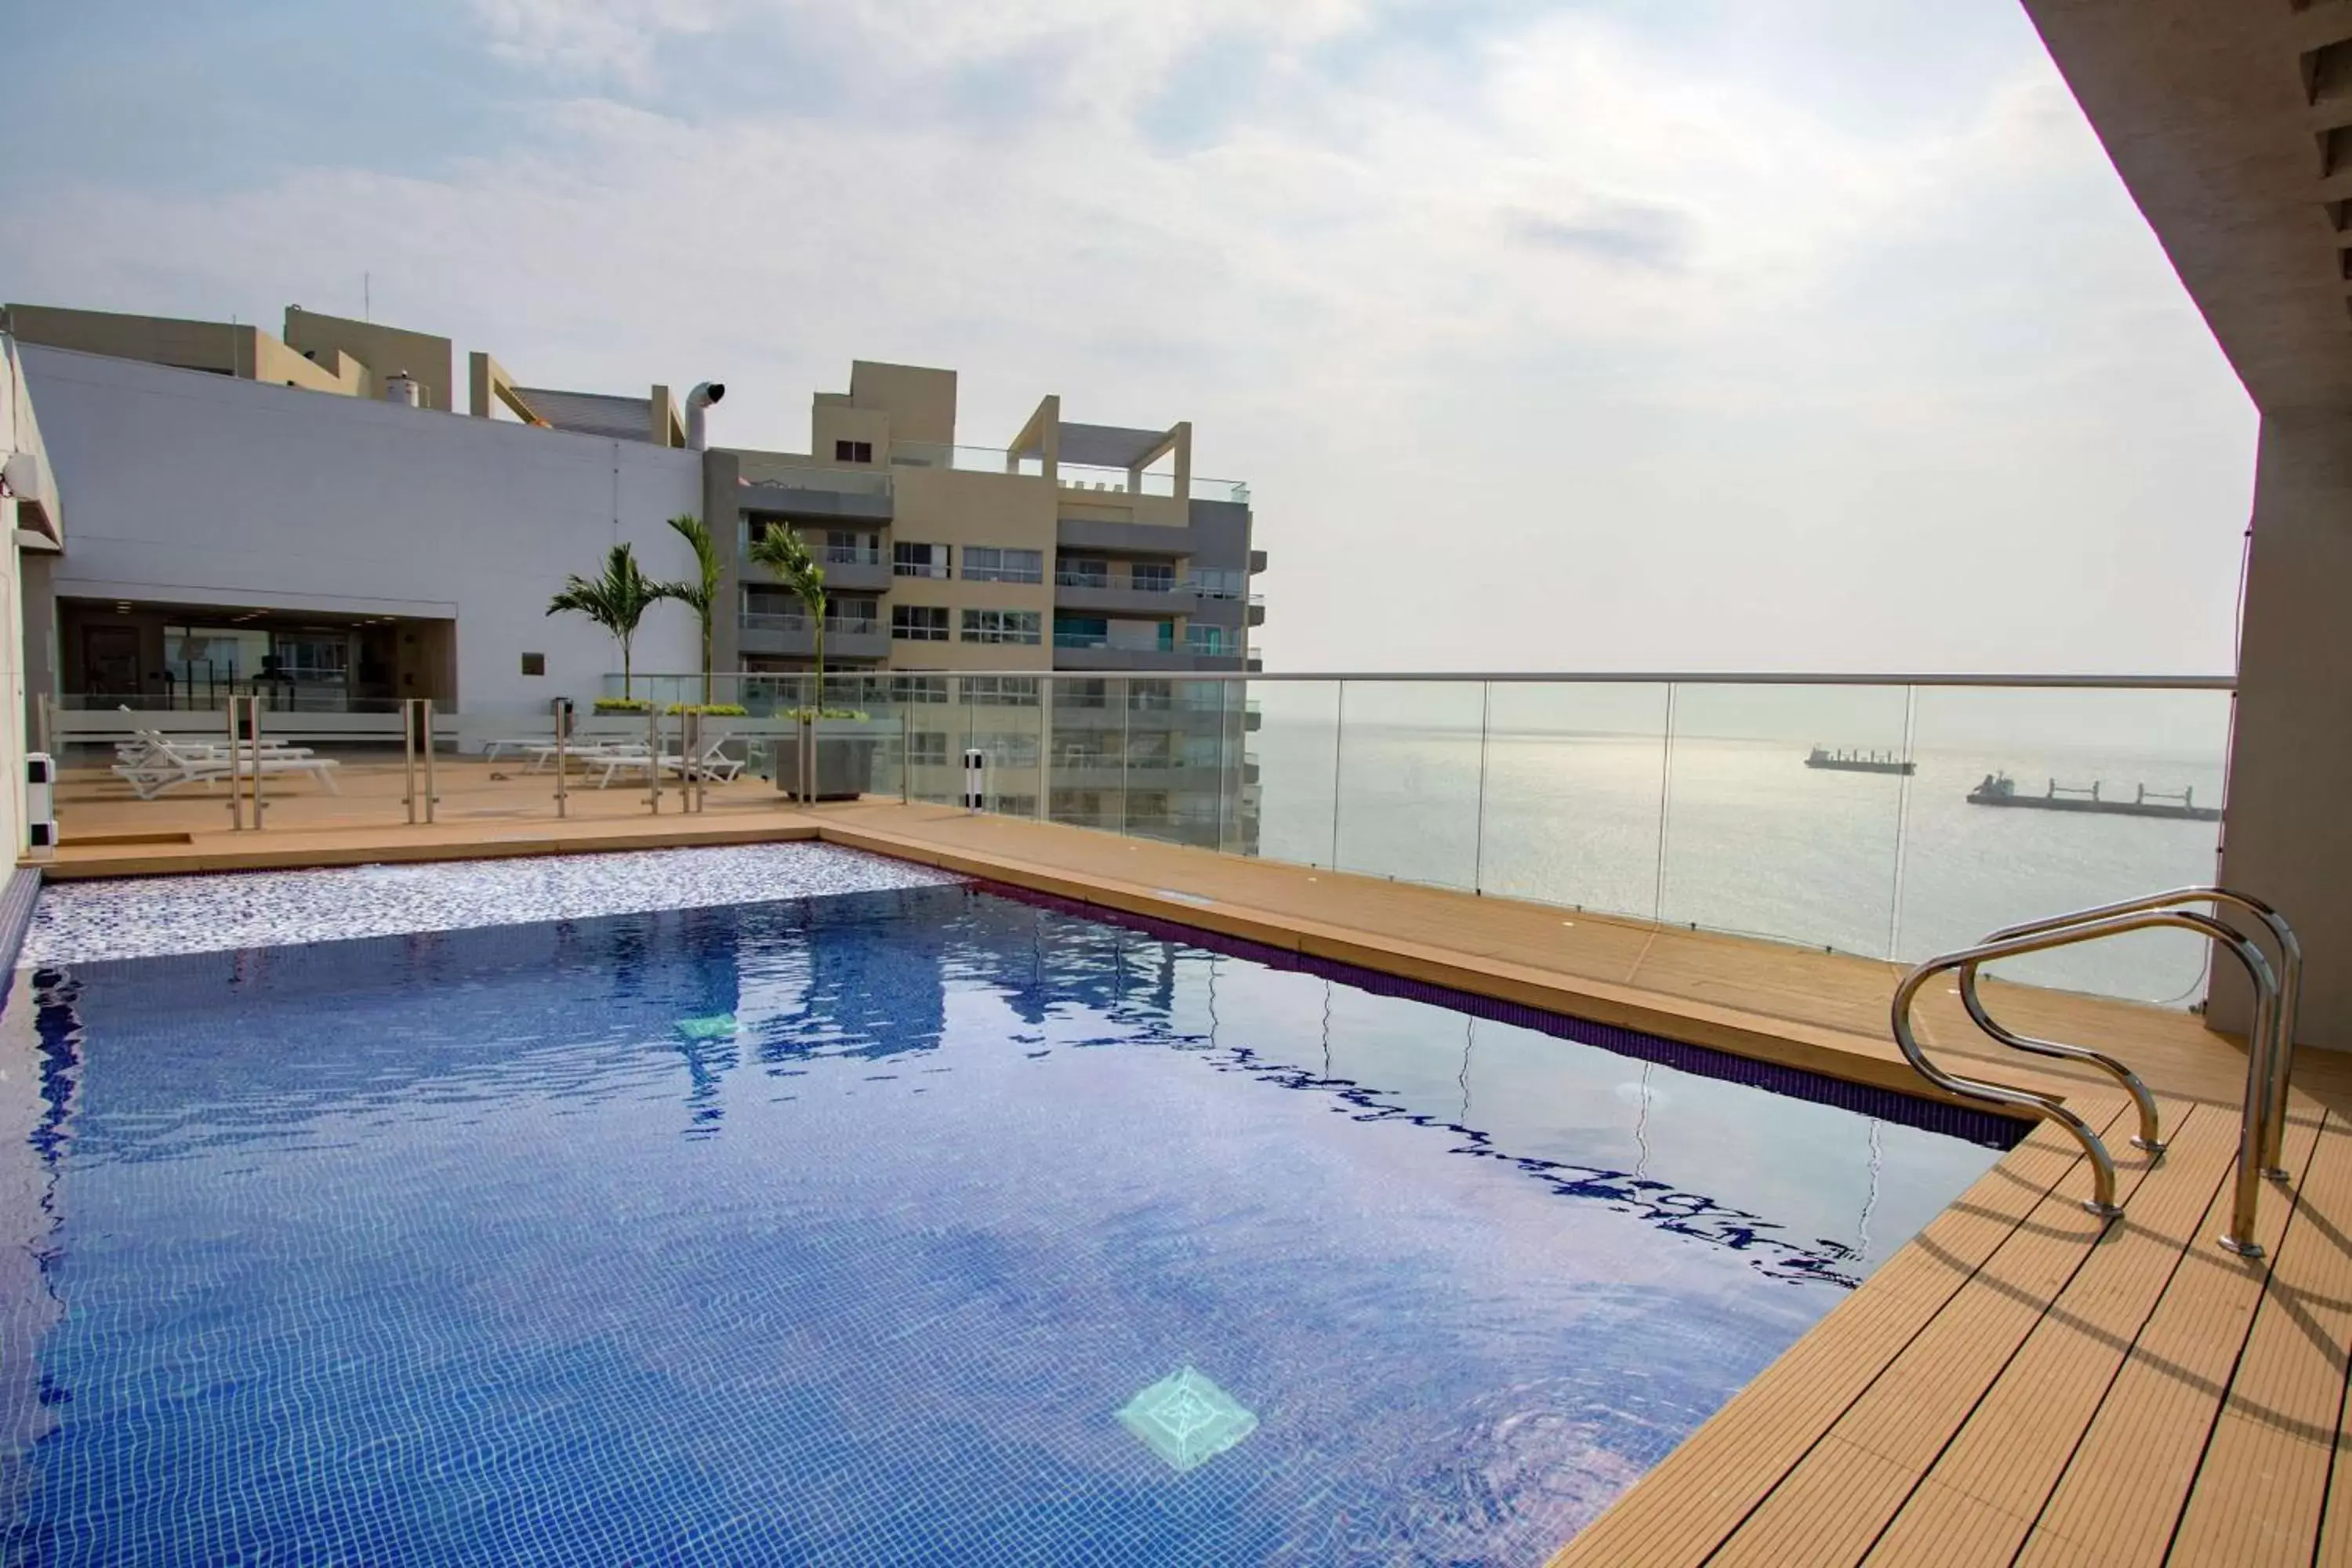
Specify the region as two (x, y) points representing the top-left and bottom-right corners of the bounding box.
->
(660, 736), (744, 783)
(113, 739), (342, 800)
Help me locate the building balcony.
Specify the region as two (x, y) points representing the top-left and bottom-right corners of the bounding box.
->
(736, 612), (890, 662)
(1055, 517), (1196, 557)
(1052, 575), (1198, 616)
(1049, 638), (1213, 673)
(815, 544), (894, 593)
(739, 472), (893, 524)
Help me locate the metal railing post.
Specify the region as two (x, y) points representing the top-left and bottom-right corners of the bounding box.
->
(901, 704), (913, 805)
(420, 702), (436, 826)
(553, 699), (570, 820)
(226, 698), (245, 832)
(1472, 680), (1492, 894)
(647, 706), (662, 815)
(247, 696), (266, 830)
(1328, 679), (1345, 869)
(402, 699), (419, 824)
(1036, 675), (1051, 822)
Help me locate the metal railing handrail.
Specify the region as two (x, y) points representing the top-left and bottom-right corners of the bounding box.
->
(618, 668), (2234, 689)
(1976, 887), (2302, 1177)
(1893, 909), (2280, 1254)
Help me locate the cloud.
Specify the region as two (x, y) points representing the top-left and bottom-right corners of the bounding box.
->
(1, 0), (2256, 673)
(1507, 199), (1693, 270)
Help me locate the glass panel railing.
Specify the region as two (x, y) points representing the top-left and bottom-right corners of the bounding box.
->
(1476, 681), (1671, 922)
(1893, 684), (2230, 1004)
(1047, 677), (1123, 833)
(1249, 680), (1339, 868)
(1658, 683), (1912, 956)
(312, 670), (2232, 1011)
(1332, 681), (1484, 891)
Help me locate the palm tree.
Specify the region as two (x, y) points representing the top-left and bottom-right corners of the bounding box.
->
(547, 542), (659, 700)
(652, 514), (723, 705)
(746, 522), (828, 715)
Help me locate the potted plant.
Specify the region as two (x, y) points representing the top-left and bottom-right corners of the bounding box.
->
(547, 543), (659, 703)
(743, 524), (878, 799)
(652, 514), (722, 706)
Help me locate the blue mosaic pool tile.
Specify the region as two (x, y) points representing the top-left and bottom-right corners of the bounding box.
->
(2, 882), (2005, 1566)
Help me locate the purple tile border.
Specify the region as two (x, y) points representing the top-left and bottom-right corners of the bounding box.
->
(978, 880), (2029, 1151)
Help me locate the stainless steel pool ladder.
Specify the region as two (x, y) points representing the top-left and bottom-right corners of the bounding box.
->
(1891, 887), (2302, 1257)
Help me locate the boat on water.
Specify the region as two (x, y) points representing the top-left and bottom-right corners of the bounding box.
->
(1804, 746), (1915, 776)
(1966, 771), (2220, 822)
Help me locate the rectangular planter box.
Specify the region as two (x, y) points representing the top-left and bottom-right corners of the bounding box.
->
(771, 734), (880, 802)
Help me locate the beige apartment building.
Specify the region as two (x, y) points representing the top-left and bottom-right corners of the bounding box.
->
(706, 359), (1263, 681)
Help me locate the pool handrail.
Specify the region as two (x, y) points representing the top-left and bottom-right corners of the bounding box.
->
(1893, 909), (2279, 1254)
(1976, 887), (2302, 1179)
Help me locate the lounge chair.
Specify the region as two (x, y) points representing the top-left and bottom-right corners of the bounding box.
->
(661, 735), (744, 783)
(112, 739), (342, 800)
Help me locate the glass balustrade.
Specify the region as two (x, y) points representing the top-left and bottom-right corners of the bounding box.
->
(52, 672), (2235, 1009)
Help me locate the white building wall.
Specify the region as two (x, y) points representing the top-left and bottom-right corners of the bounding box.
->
(20, 345), (704, 716)
(0, 338), (50, 858)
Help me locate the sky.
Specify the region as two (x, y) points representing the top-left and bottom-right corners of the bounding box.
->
(0, 0), (2256, 675)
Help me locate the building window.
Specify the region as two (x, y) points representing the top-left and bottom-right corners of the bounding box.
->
(963, 546), (1045, 585)
(519, 652), (546, 677)
(1192, 567), (1244, 599)
(1053, 615), (1109, 649)
(974, 731), (1040, 769)
(823, 530), (880, 565)
(890, 675), (950, 704)
(894, 542), (950, 579)
(962, 609), (1042, 645)
(833, 439), (874, 463)
(831, 597), (882, 634)
(962, 677), (1040, 706)
(891, 604), (950, 642)
(743, 585), (803, 621)
(1131, 563), (1177, 593)
(906, 731), (950, 768)
(1056, 557), (1110, 590)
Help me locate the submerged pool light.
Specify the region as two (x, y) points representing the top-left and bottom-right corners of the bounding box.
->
(1118, 1367), (1258, 1474)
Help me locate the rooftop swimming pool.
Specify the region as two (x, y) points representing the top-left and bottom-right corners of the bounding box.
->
(2, 849), (2017, 1566)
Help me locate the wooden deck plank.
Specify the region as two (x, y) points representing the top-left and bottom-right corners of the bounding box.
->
(1859, 1105), (2245, 1565)
(2014, 1112), (2329, 1567)
(1545, 1109), (2126, 1568)
(2169, 1115), (2352, 1566)
(1704, 1105), (2190, 1566)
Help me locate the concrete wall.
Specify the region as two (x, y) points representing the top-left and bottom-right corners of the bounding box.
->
(2214, 412), (2352, 1047)
(283, 307), (453, 411)
(5, 305), (367, 397)
(0, 339), (39, 855)
(21, 345), (702, 717)
(887, 467), (1056, 670)
(850, 361), (957, 447)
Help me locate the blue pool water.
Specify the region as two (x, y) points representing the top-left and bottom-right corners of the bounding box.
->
(1, 883), (2013, 1566)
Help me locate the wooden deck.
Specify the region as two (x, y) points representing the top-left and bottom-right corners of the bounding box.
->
(30, 789), (2352, 1566)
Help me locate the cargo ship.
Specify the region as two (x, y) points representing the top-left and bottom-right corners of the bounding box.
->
(1804, 746), (1915, 776)
(1965, 771), (2220, 822)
